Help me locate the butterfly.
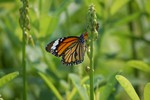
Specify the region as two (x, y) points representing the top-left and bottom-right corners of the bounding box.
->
(45, 32), (88, 66)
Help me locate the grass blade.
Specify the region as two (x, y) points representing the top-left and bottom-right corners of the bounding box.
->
(100, 72), (118, 100)
(38, 72), (63, 100)
(110, 0), (129, 15)
(0, 71), (19, 88)
(69, 73), (89, 100)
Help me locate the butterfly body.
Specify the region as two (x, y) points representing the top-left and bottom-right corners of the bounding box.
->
(46, 32), (88, 66)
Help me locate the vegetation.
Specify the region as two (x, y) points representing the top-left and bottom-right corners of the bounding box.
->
(0, 0), (150, 100)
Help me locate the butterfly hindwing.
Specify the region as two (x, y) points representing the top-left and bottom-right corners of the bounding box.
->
(61, 42), (86, 66)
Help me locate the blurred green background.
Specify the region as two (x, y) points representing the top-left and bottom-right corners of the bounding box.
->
(0, 0), (150, 100)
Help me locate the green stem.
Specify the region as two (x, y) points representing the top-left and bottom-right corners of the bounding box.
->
(86, 4), (98, 100)
(128, 1), (139, 96)
(22, 31), (27, 100)
(19, 0), (30, 99)
(90, 37), (94, 100)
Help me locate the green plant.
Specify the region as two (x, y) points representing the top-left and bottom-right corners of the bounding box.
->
(116, 60), (150, 100)
(19, 0), (30, 99)
(0, 72), (19, 88)
(86, 4), (98, 100)
(116, 75), (150, 100)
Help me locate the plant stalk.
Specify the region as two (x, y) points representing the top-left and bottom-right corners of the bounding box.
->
(90, 37), (94, 100)
(19, 0), (30, 99)
(22, 31), (27, 100)
(86, 4), (98, 100)
(128, 1), (139, 96)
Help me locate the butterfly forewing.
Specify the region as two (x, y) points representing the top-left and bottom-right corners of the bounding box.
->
(46, 38), (63, 57)
(46, 37), (78, 57)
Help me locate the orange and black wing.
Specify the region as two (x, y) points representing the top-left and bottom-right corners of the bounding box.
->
(46, 32), (88, 66)
(61, 42), (86, 66)
(46, 36), (78, 57)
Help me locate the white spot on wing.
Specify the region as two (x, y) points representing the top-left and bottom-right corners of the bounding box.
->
(60, 38), (64, 41)
(51, 40), (59, 50)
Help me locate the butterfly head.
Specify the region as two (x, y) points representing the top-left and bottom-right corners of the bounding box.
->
(79, 32), (88, 43)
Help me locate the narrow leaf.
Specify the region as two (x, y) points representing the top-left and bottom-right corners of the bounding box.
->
(126, 60), (150, 73)
(0, 71), (19, 88)
(69, 76), (89, 100)
(55, 0), (73, 16)
(93, 75), (104, 89)
(38, 72), (63, 100)
(114, 12), (141, 26)
(116, 75), (140, 100)
(100, 72), (118, 100)
(144, 83), (150, 100)
(69, 74), (89, 100)
(145, 0), (150, 15)
(110, 0), (129, 15)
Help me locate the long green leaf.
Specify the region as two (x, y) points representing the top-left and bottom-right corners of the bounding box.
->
(0, 71), (19, 88)
(38, 72), (63, 100)
(55, 0), (73, 16)
(114, 12), (141, 26)
(144, 83), (150, 100)
(126, 60), (150, 73)
(110, 0), (129, 15)
(145, 0), (150, 15)
(69, 76), (89, 100)
(69, 73), (89, 100)
(116, 75), (140, 100)
(100, 72), (118, 100)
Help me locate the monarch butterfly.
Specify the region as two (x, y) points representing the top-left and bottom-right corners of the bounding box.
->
(45, 32), (88, 66)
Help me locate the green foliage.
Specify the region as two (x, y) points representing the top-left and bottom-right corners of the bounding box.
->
(68, 76), (89, 100)
(114, 12), (141, 27)
(144, 83), (150, 100)
(110, 0), (130, 16)
(69, 74), (89, 100)
(100, 72), (118, 100)
(38, 72), (63, 100)
(126, 60), (150, 73)
(116, 75), (150, 100)
(145, 0), (150, 14)
(116, 75), (140, 100)
(0, 72), (19, 88)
